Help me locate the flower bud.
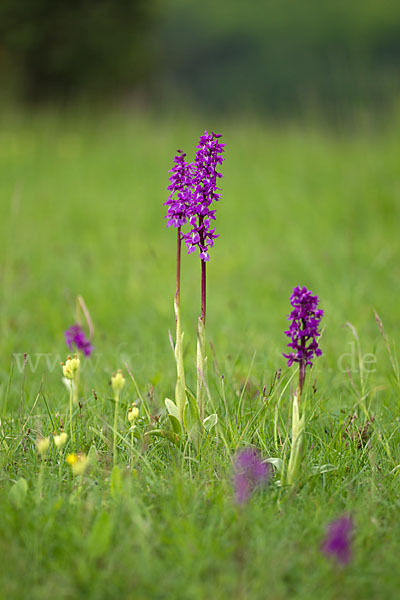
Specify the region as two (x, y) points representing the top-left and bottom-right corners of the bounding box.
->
(128, 403), (139, 423)
(111, 370), (125, 395)
(36, 437), (50, 456)
(62, 355), (80, 380)
(54, 431), (68, 450)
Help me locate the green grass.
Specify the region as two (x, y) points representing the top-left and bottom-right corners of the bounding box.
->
(1, 108), (400, 599)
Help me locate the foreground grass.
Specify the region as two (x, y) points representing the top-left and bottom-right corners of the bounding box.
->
(0, 109), (400, 599)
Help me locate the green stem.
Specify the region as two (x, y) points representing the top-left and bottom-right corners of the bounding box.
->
(174, 228), (187, 425)
(36, 461), (44, 504)
(130, 428), (134, 468)
(58, 451), (62, 497)
(196, 250), (207, 421)
(286, 384), (305, 486)
(113, 391), (120, 466)
(196, 315), (207, 422)
(69, 382), (74, 444)
(175, 299), (187, 425)
(73, 370), (79, 405)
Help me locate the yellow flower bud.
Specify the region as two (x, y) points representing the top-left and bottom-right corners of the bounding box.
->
(36, 437), (50, 456)
(128, 404), (139, 423)
(62, 355), (80, 380)
(62, 364), (72, 379)
(66, 453), (89, 476)
(54, 431), (68, 450)
(111, 370), (125, 395)
(70, 355), (80, 371)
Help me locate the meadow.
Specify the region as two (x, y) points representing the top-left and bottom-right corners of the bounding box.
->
(0, 108), (400, 599)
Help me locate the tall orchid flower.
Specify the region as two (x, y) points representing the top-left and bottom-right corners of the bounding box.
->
(165, 132), (225, 427)
(164, 150), (192, 425)
(181, 131), (225, 264)
(283, 286), (323, 485)
(185, 132), (225, 419)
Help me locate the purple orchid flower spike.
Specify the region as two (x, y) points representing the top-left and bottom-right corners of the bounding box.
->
(164, 150), (193, 229)
(233, 448), (271, 505)
(65, 324), (93, 357)
(322, 515), (354, 566)
(181, 131), (225, 262)
(283, 285), (323, 392)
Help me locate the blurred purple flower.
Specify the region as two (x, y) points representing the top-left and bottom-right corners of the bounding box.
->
(322, 515), (353, 565)
(65, 324), (93, 357)
(283, 285), (323, 369)
(233, 448), (271, 504)
(164, 150), (193, 228)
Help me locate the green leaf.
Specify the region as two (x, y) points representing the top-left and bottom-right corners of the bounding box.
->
(145, 429), (181, 447)
(184, 388), (201, 428)
(165, 398), (183, 431)
(87, 512), (113, 559)
(165, 398), (179, 419)
(265, 457), (283, 474)
(311, 464), (337, 475)
(168, 413), (182, 434)
(110, 465), (123, 499)
(8, 478), (28, 508)
(203, 413), (218, 430)
(87, 444), (98, 468)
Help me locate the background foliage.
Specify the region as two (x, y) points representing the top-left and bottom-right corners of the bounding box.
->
(156, 0), (400, 115)
(1, 0), (400, 114)
(0, 0), (152, 101)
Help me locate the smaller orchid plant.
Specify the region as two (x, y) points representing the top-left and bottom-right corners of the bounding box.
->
(65, 324), (93, 357)
(62, 296), (94, 442)
(283, 286), (323, 393)
(283, 286), (323, 485)
(164, 150), (192, 427)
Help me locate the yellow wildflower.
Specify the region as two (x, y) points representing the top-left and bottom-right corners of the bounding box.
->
(54, 431), (68, 450)
(111, 370), (125, 395)
(66, 452), (89, 476)
(36, 437), (50, 456)
(128, 403), (139, 423)
(61, 355), (80, 380)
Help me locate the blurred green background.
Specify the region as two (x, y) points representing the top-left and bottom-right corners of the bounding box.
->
(1, 0), (400, 117)
(1, 7), (400, 599)
(0, 0), (400, 385)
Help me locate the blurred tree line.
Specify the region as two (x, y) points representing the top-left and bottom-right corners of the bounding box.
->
(1, 0), (400, 115)
(0, 0), (152, 101)
(156, 0), (400, 115)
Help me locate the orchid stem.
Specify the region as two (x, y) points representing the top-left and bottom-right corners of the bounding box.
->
(176, 227), (181, 307)
(286, 371), (306, 486)
(174, 227), (187, 425)
(201, 258), (206, 324)
(197, 253), (207, 421)
(36, 461), (44, 504)
(113, 391), (120, 466)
